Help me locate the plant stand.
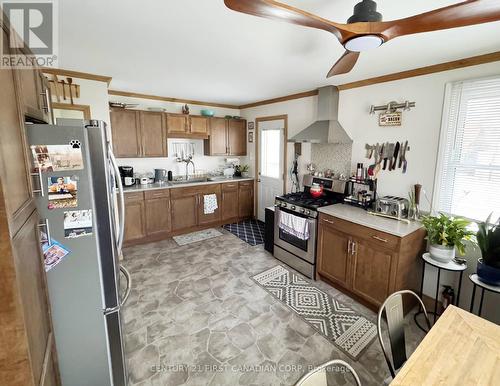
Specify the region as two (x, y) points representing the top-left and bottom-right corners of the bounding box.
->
(469, 273), (500, 317)
(414, 253), (467, 332)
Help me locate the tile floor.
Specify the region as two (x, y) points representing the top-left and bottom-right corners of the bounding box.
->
(122, 230), (425, 386)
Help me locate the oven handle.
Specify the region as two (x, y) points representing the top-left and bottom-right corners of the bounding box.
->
(275, 206), (313, 220)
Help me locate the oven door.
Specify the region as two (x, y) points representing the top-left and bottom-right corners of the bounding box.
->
(274, 207), (317, 264)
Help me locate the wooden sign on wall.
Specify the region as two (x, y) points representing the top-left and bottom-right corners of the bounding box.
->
(379, 112), (402, 126)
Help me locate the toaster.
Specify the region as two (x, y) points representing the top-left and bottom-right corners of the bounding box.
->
(375, 196), (410, 219)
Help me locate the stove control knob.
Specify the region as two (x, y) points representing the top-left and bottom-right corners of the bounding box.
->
(300, 208), (305, 214)
(291, 205), (296, 210)
(305, 210), (311, 215)
(282, 203), (287, 208)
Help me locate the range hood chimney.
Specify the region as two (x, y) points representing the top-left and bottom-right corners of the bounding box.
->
(289, 86), (351, 144)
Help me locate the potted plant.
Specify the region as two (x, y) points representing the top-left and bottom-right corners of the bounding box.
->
(421, 213), (475, 263)
(239, 164), (250, 178)
(476, 214), (500, 286)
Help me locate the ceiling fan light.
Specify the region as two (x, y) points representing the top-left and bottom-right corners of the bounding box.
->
(344, 35), (383, 52)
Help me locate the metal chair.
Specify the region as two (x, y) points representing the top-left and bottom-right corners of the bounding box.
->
(294, 359), (362, 386)
(377, 290), (431, 380)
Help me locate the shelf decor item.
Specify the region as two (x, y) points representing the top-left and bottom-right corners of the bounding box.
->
(422, 213), (475, 263)
(476, 213), (500, 286)
(239, 164), (250, 178)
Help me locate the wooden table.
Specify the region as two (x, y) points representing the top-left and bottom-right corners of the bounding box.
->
(391, 305), (500, 385)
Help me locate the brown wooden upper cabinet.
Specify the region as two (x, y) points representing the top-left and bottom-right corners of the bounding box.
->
(166, 113), (209, 138)
(204, 118), (247, 156)
(111, 109), (167, 158)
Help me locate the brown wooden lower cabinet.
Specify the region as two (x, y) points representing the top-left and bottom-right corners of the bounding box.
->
(124, 192), (146, 242)
(238, 181), (254, 219)
(124, 180), (254, 245)
(317, 213), (426, 310)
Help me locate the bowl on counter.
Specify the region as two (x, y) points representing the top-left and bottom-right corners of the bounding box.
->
(201, 109), (215, 117)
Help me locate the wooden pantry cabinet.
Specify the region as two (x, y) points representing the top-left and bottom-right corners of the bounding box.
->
(317, 214), (426, 310)
(204, 118), (247, 156)
(111, 109), (167, 158)
(123, 181), (254, 245)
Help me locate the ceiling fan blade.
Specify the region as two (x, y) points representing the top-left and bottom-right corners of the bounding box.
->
(327, 51), (360, 78)
(377, 0), (500, 40)
(224, 0), (354, 41)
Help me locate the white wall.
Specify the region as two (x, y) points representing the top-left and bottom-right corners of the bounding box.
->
(48, 77), (111, 125)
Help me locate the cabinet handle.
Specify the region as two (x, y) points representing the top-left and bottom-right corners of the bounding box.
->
(323, 218), (334, 225)
(372, 235), (388, 243)
(351, 241), (357, 255)
(347, 239), (352, 255)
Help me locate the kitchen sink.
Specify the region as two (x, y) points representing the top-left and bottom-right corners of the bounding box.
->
(207, 176), (236, 181)
(169, 177), (209, 185)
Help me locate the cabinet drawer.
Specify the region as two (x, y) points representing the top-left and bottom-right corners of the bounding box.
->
(239, 181), (253, 188)
(145, 189), (170, 200)
(222, 182), (238, 191)
(124, 192), (144, 202)
(319, 214), (400, 250)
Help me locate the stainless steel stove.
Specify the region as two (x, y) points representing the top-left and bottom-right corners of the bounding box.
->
(273, 175), (346, 279)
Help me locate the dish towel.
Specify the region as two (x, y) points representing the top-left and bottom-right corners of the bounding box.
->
(203, 194), (218, 214)
(279, 211), (310, 240)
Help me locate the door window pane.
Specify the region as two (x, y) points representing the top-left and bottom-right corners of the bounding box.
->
(261, 129), (281, 178)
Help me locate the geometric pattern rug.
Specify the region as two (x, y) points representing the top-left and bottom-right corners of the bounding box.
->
(253, 265), (377, 360)
(222, 220), (265, 246)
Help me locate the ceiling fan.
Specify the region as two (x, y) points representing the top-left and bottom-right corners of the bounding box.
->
(224, 0), (500, 78)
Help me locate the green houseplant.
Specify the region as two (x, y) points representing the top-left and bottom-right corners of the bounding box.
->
(239, 164), (250, 178)
(476, 214), (500, 285)
(421, 213), (475, 263)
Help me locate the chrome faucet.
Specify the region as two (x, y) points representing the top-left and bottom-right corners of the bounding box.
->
(183, 156), (195, 180)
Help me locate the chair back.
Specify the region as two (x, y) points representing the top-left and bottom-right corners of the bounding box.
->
(294, 359), (361, 386)
(377, 290), (431, 378)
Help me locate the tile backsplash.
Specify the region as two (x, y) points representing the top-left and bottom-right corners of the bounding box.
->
(311, 143), (352, 176)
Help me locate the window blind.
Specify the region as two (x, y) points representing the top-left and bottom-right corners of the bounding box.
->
(435, 77), (500, 222)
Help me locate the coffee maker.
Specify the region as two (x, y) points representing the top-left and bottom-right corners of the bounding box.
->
(119, 166), (135, 186)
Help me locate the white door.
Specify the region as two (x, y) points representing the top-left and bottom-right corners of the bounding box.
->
(257, 119), (285, 221)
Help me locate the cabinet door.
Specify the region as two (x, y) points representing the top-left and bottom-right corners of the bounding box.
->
(197, 186), (222, 226)
(351, 240), (393, 306)
(166, 114), (189, 135)
(0, 41), (33, 228)
(11, 211), (58, 386)
(317, 220), (351, 287)
(221, 184), (239, 222)
(228, 119), (247, 156)
(205, 118), (228, 155)
(238, 182), (254, 219)
(171, 194), (198, 231)
(145, 197), (171, 237)
(111, 109), (141, 157)
(124, 194), (146, 242)
(190, 116), (209, 136)
(140, 111), (166, 157)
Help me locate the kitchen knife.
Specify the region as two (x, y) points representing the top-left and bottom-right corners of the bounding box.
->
(382, 142), (390, 170)
(391, 142), (400, 170)
(399, 140), (408, 169)
(386, 143), (395, 171)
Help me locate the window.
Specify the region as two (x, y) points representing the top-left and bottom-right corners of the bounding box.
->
(260, 128), (282, 179)
(434, 77), (500, 222)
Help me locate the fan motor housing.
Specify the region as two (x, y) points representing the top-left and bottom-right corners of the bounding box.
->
(348, 0), (383, 23)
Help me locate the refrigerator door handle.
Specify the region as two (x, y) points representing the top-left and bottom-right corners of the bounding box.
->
(119, 265), (132, 307)
(108, 145), (125, 252)
(30, 169), (45, 197)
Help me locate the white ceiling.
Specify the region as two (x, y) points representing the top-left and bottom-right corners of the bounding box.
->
(58, 0), (500, 106)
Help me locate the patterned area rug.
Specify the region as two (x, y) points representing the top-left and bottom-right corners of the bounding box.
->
(222, 220), (265, 246)
(253, 265), (377, 360)
(173, 228), (223, 246)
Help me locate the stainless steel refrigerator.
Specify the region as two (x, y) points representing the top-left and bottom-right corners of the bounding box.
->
(26, 119), (130, 386)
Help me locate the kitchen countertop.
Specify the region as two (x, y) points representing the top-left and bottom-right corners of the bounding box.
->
(123, 177), (254, 193)
(318, 204), (423, 237)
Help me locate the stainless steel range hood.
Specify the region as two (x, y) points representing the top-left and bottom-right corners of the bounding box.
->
(289, 86), (352, 144)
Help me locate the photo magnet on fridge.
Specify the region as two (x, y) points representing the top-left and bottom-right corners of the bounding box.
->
(41, 232), (71, 272)
(47, 176), (78, 209)
(63, 209), (93, 238)
(31, 144), (84, 172)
